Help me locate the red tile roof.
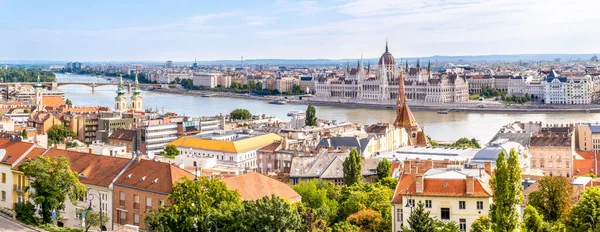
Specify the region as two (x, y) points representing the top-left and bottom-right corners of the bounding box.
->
(44, 149), (132, 187)
(392, 171), (492, 203)
(222, 172), (301, 202)
(0, 140), (35, 166)
(114, 159), (194, 194)
(42, 96), (65, 108)
(108, 128), (137, 141)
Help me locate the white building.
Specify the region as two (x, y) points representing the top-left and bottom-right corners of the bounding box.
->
(275, 77), (299, 93)
(314, 43), (468, 104)
(169, 132), (281, 170)
(392, 165), (493, 232)
(545, 75), (596, 105)
(140, 123), (178, 155)
(192, 73), (231, 88)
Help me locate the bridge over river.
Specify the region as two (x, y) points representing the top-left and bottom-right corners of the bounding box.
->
(0, 81), (179, 92)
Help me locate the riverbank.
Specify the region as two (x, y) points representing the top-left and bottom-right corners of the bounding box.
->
(150, 88), (600, 113)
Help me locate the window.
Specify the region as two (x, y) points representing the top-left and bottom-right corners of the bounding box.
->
(146, 197), (152, 210)
(549, 162), (553, 168)
(396, 208), (402, 222)
(540, 162), (545, 168)
(477, 201), (484, 210)
(406, 199), (415, 208)
(459, 201), (466, 209)
(159, 199), (165, 207)
(441, 208), (450, 220)
(119, 211), (127, 225)
(1, 173), (5, 183)
(425, 200), (432, 208)
(1, 191), (5, 201)
(119, 191), (125, 206)
(134, 214), (140, 226)
(134, 195), (140, 210)
(459, 219), (467, 232)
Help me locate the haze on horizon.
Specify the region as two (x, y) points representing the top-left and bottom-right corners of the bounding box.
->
(2, 0), (600, 62)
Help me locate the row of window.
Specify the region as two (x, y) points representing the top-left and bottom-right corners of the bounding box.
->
(396, 208), (469, 232)
(406, 199), (484, 211)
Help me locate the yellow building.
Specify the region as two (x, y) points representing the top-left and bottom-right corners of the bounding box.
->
(576, 124), (600, 152)
(28, 111), (61, 135)
(392, 165), (494, 232)
(0, 139), (46, 209)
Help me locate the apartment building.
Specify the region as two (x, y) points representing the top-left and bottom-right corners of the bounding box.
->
(529, 127), (574, 177)
(139, 122), (178, 155)
(392, 164), (493, 232)
(576, 124), (600, 152)
(0, 140), (45, 209)
(113, 159), (193, 230)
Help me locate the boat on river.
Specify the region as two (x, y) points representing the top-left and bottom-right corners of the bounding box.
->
(268, 100), (286, 105)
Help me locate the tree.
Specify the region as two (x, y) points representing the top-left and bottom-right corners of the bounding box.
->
(76, 209), (109, 232)
(14, 202), (38, 225)
(523, 205), (552, 232)
(377, 177), (398, 190)
(292, 179), (340, 223)
(229, 108), (252, 120)
(229, 195), (302, 231)
(332, 221), (360, 232)
(47, 124), (76, 145)
(336, 183), (393, 229)
(343, 148), (362, 186)
(305, 104), (317, 127)
(346, 209), (384, 231)
(449, 137), (480, 148)
(470, 138), (480, 149)
(568, 186), (600, 231)
(489, 149), (523, 232)
(19, 156), (86, 224)
(21, 129), (28, 139)
(146, 177), (241, 231)
(528, 176), (572, 222)
(470, 216), (491, 232)
(162, 145), (180, 158)
(403, 201), (433, 232)
(431, 218), (459, 232)
(376, 159), (392, 181)
(65, 98), (73, 107)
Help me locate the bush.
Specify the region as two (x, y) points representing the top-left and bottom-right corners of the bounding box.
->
(38, 224), (84, 232)
(14, 202), (38, 225)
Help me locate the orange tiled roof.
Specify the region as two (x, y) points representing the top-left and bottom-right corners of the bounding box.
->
(44, 149), (132, 187)
(392, 172), (492, 203)
(574, 151), (598, 176)
(0, 140), (35, 166)
(42, 96), (65, 108)
(114, 159), (194, 194)
(12, 147), (47, 169)
(222, 172), (301, 202)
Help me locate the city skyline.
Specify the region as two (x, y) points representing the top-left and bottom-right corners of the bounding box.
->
(2, 0), (600, 61)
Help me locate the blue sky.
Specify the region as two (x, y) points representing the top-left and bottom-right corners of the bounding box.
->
(1, 0), (600, 61)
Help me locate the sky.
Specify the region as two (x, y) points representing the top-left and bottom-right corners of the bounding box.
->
(2, 0), (600, 62)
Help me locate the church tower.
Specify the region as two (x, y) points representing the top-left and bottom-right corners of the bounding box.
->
(34, 75), (43, 110)
(130, 69), (143, 112)
(115, 74), (128, 112)
(394, 69), (429, 146)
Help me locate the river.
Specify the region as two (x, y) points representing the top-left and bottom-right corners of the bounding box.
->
(55, 73), (600, 144)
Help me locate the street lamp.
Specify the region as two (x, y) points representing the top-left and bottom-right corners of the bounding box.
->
(86, 188), (105, 231)
(586, 214), (595, 230)
(404, 194), (414, 214)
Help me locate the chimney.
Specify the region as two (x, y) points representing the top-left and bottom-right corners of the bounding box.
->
(484, 161), (493, 175)
(403, 160), (411, 174)
(416, 175), (424, 193)
(466, 175), (474, 194)
(88, 148), (93, 154)
(328, 146), (334, 151)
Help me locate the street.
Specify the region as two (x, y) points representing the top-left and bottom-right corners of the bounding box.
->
(0, 215), (35, 232)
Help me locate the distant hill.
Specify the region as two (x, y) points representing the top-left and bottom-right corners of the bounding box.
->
(2, 54), (598, 66)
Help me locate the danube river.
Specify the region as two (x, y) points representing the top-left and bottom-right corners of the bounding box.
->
(56, 73), (600, 143)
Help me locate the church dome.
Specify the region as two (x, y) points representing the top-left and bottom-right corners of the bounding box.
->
(378, 42), (396, 65)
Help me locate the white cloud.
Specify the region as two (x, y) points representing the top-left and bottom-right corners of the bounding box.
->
(276, 0), (326, 14)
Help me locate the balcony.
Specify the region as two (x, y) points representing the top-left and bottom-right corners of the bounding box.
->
(13, 185), (24, 193)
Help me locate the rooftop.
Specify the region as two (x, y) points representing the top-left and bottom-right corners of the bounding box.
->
(222, 172), (301, 202)
(169, 133), (282, 153)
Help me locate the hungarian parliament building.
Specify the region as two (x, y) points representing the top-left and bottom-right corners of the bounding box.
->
(314, 43), (469, 104)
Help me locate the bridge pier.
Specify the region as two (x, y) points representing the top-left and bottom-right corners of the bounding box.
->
(91, 83), (96, 93)
(128, 83), (132, 94)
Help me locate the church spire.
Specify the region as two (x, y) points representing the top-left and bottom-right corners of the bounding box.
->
(35, 75), (42, 88)
(405, 60), (409, 72)
(116, 74), (126, 95)
(417, 59), (420, 69)
(132, 68), (141, 96)
(385, 39), (389, 53)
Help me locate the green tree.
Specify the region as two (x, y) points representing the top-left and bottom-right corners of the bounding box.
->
(47, 124), (76, 145)
(377, 177), (398, 190)
(470, 138), (480, 149)
(291, 84), (303, 94)
(19, 156), (86, 224)
(470, 216), (491, 232)
(431, 218), (459, 232)
(229, 195), (302, 231)
(14, 202), (38, 225)
(65, 98), (73, 107)
(162, 145), (180, 158)
(376, 159), (392, 181)
(230, 108), (252, 120)
(489, 149), (523, 232)
(332, 221), (360, 232)
(403, 201), (433, 232)
(292, 179), (340, 223)
(305, 104), (318, 126)
(76, 209), (109, 232)
(343, 148), (362, 186)
(21, 129), (28, 139)
(568, 186), (600, 231)
(523, 205), (552, 232)
(336, 183), (393, 229)
(449, 137), (480, 148)
(145, 176), (241, 231)
(528, 176), (572, 222)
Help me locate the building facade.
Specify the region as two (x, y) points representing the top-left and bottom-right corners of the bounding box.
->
(529, 127), (574, 177)
(314, 43), (468, 104)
